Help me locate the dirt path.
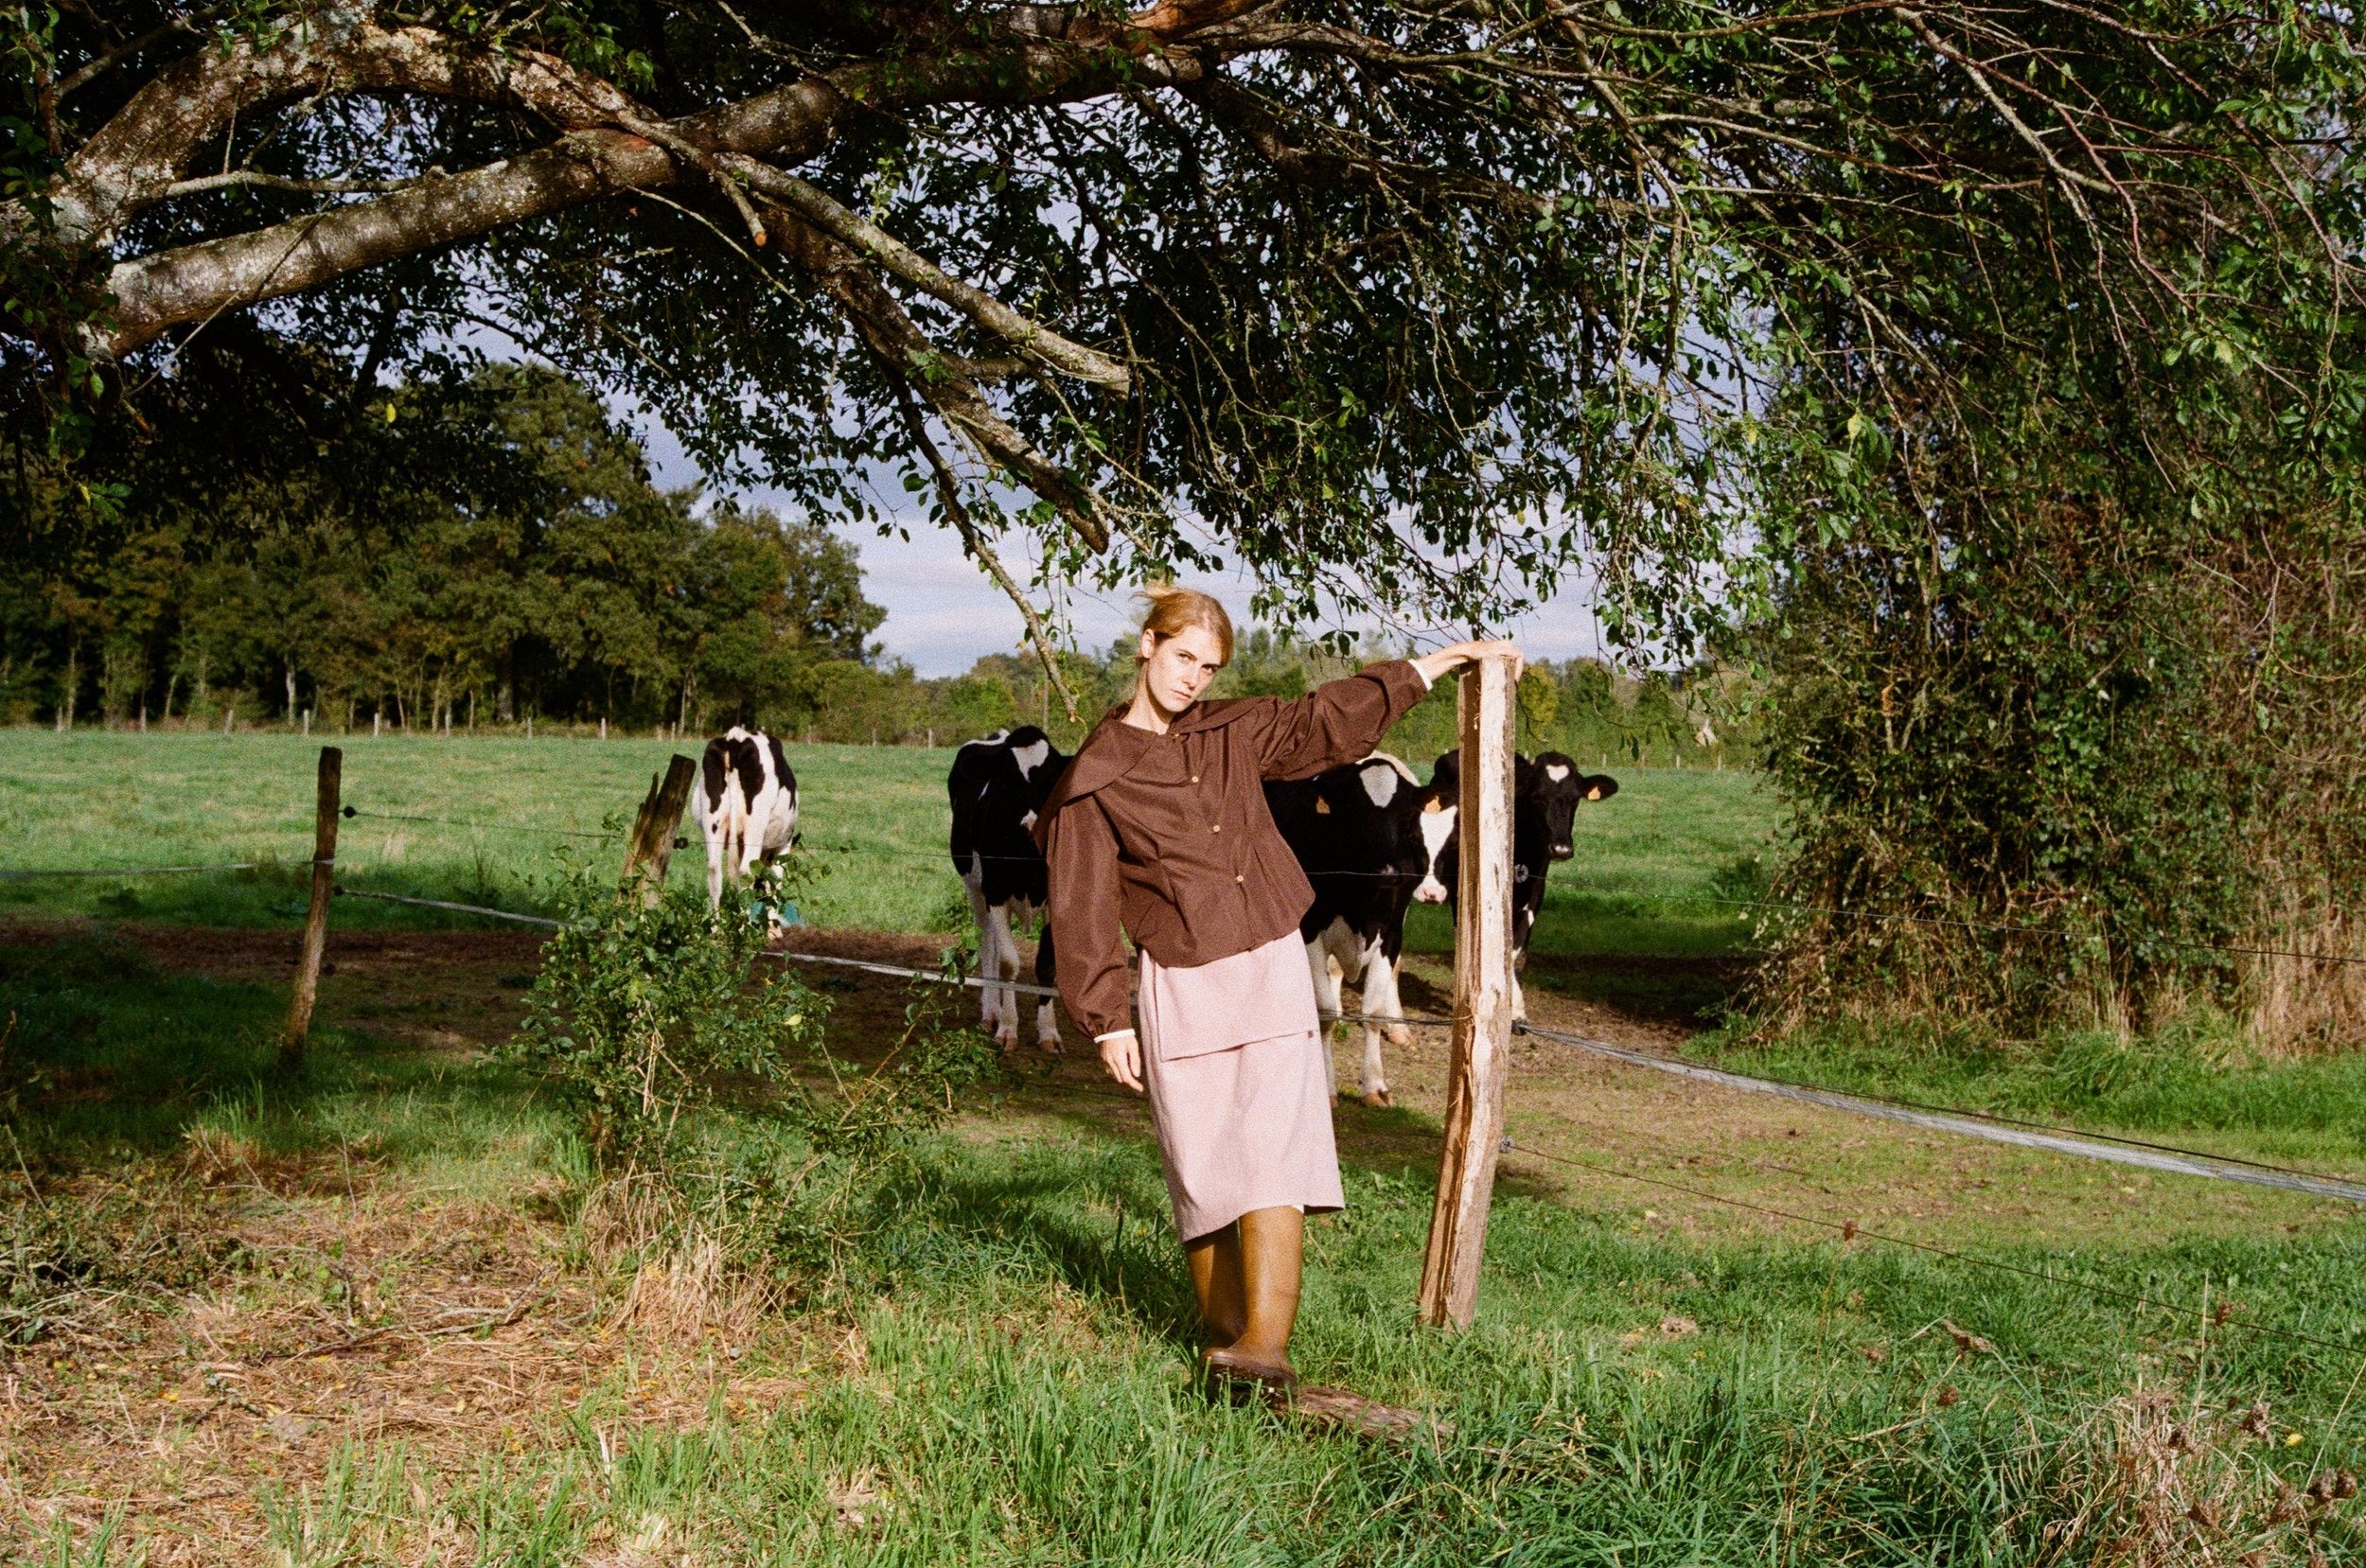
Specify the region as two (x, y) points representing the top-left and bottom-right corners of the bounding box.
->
(15, 914), (2337, 1249)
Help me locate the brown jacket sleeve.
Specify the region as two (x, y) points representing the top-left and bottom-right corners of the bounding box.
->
(1255, 660), (1432, 780)
(1042, 794), (1134, 1039)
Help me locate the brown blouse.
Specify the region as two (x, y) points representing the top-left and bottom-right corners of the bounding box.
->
(1032, 661), (1431, 1039)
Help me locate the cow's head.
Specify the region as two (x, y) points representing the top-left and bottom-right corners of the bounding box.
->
(1415, 753), (1464, 903)
(1523, 752), (1618, 860)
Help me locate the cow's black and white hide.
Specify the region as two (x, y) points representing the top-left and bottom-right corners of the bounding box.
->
(697, 728), (800, 923)
(1429, 749), (1617, 1018)
(1265, 752), (1457, 1107)
(947, 726), (1068, 1050)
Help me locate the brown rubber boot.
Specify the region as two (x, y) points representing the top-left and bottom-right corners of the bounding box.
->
(1202, 1206), (1301, 1397)
(1184, 1223), (1247, 1353)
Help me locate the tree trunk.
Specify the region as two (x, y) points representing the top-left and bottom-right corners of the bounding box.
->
(285, 662), (298, 724)
(499, 645), (516, 722)
(162, 668), (179, 721)
(58, 643), (78, 731)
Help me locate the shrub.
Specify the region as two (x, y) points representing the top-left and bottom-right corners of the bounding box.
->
(510, 872), (826, 1167)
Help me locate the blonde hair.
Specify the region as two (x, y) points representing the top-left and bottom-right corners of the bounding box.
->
(1136, 583), (1235, 665)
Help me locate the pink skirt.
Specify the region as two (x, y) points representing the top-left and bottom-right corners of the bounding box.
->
(1137, 932), (1344, 1243)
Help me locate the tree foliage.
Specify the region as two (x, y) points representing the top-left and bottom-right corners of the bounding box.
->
(4, 0), (2357, 650)
(0, 361), (885, 731)
(1749, 252), (2366, 1044)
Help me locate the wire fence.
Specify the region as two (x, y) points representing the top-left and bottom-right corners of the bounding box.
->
(808, 837), (2366, 973)
(17, 763), (2366, 1367)
(0, 861), (261, 879)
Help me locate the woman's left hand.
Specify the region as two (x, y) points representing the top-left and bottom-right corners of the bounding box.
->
(1412, 639), (1525, 685)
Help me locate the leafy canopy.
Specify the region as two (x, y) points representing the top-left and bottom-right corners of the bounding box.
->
(2, 0), (2359, 649)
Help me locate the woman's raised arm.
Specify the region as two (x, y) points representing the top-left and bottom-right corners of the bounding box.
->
(1257, 641), (1523, 780)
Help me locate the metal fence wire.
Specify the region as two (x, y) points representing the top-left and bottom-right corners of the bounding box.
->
(13, 765), (2364, 1366)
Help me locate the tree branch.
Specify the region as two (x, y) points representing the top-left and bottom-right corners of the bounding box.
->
(724, 157), (1131, 392)
(884, 368), (1083, 721)
(57, 15), (194, 97)
(87, 38), (1197, 356)
(772, 208), (1116, 555)
(163, 168), (431, 198)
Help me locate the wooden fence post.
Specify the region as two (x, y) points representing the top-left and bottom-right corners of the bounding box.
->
(282, 745), (342, 1066)
(622, 754), (698, 904)
(1418, 654), (1518, 1330)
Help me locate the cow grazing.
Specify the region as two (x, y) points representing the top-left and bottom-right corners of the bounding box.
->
(1430, 749), (1617, 1017)
(1264, 753), (1457, 1107)
(697, 728), (801, 920)
(948, 727), (1068, 1051)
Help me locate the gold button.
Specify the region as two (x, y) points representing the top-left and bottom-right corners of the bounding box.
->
(1191, 775), (1201, 784)
(1210, 823), (1222, 833)
(1235, 874), (1245, 884)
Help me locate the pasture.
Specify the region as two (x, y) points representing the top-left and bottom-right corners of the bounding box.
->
(0, 729), (1775, 959)
(5, 730), (2365, 1565)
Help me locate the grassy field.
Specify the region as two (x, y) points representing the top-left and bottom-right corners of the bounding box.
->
(7, 730), (2365, 1563)
(5, 928), (2363, 1564)
(0, 730), (1776, 958)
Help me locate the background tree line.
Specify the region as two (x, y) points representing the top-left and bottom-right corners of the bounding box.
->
(1, 362), (889, 735)
(3, 352), (1747, 763)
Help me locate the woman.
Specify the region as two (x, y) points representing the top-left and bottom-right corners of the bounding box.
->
(1033, 585), (1517, 1392)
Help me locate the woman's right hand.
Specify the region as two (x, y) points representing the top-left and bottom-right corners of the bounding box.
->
(1098, 1030), (1145, 1095)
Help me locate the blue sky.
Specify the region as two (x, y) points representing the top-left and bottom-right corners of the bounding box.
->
(633, 412), (1616, 678)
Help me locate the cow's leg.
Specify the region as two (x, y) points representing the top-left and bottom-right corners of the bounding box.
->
(1512, 947), (1529, 1022)
(958, 865), (1003, 1037)
(1357, 932), (1401, 1108)
(704, 825), (727, 910)
(980, 900), (1021, 1048)
(1304, 926), (1345, 1022)
(1028, 907), (1062, 1051)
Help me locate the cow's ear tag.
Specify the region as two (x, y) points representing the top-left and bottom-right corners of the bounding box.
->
(1422, 798), (1444, 814)
(1586, 785), (1605, 801)
(1314, 797), (1333, 815)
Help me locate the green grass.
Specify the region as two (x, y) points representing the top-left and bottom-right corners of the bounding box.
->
(0, 731), (1776, 960)
(13, 732), (2366, 1561)
(0, 730), (968, 934)
(1402, 766), (1777, 962)
(1698, 1013), (2366, 1174)
(0, 933), (567, 1190)
(6, 931), (2364, 1564)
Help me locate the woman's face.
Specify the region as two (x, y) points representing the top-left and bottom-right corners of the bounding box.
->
(1137, 625), (1226, 718)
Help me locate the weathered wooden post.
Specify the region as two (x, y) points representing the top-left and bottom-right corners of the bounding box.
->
(621, 754), (698, 905)
(282, 745), (343, 1066)
(1418, 653), (1518, 1330)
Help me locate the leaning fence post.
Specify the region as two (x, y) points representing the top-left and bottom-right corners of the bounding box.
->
(1418, 654), (1518, 1329)
(622, 754), (698, 905)
(282, 745), (343, 1066)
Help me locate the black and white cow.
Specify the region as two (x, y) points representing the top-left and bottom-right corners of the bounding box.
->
(947, 727), (1068, 1051)
(1264, 753), (1457, 1107)
(697, 727), (800, 921)
(1430, 749), (1617, 1017)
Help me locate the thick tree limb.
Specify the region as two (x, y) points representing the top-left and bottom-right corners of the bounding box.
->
(90, 40), (1196, 356)
(38, 11), (640, 252)
(724, 158), (1130, 393)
